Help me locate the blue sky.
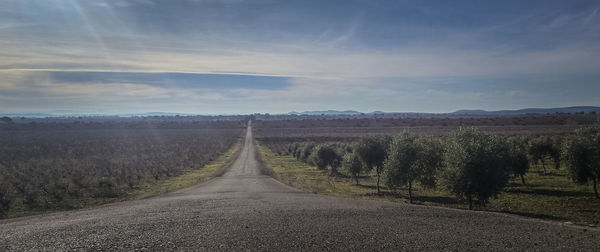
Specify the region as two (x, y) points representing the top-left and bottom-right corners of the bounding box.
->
(0, 0), (599, 114)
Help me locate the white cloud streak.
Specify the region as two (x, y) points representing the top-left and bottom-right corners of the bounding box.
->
(1, 0), (599, 114)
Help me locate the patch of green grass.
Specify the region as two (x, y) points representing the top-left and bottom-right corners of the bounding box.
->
(488, 166), (599, 225)
(257, 142), (599, 226)
(8, 140), (242, 219)
(256, 141), (408, 201)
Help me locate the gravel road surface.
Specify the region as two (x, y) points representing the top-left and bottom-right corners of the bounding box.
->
(1, 123), (598, 251)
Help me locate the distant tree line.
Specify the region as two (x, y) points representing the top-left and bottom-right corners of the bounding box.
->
(0, 119), (244, 130)
(286, 126), (600, 209)
(254, 114), (600, 129)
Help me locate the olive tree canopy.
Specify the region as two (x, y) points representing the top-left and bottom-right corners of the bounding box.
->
(384, 133), (442, 203)
(440, 128), (512, 210)
(354, 135), (391, 194)
(562, 127), (600, 199)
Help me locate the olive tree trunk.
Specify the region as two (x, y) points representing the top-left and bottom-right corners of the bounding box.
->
(376, 173), (381, 194)
(408, 180), (413, 204)
(468, 194), (473, 210)
(594, 177), (599, 199)
(541, 160), (546, 174)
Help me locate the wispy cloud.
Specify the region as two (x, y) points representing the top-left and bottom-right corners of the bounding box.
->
(0, 0), (599, 114)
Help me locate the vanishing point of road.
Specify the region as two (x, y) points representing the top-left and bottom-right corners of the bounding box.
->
(1, 123), (598, 251)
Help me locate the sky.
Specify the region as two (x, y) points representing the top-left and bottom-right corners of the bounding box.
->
(1, 0), (599, 115)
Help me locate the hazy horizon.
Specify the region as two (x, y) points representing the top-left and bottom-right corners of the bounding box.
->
(3, 105), (600, 117)
(1, 0), (600, 114)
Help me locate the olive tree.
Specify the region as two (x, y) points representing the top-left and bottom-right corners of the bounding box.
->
(562, 127), (600, 199)
(311, 144), (342, 175)
(507, 137), (530, 185)
(289, 143), (300, 157)
(0, 172), (13, 218)
(528, 136), (561, 173)
(292, 143), (304, 159)
(343, 152), (363, 185)
(383, 133), (442, 203)
(440, 128), (511, 210)
(299, 142), (316, 163)
(355, 135), (391, 194)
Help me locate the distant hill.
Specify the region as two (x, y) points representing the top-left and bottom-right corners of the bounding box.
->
(286, 106), (600, 117)
(4, 106), (600, 119)
(452, 109), (489, 115)
(0, 113), (56, 118)
(451, 106), (600, 115)
(0, 112), (195, 118)
(118, 112), (194, 117)
(289, 110), (363, 115)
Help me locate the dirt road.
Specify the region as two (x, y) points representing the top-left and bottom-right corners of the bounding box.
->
(1, 123), (598, 251)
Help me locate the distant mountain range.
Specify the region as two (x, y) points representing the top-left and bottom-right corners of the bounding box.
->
(288, 106), (600, 116)
(0, 112), (195, 118)
(118, 112), (195, 117)
(451, 106), (600, 115)
(2, 106), (600, 118)
(288, 110), (364, 115)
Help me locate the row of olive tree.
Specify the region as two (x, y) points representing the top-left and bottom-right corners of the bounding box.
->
(289, 142), (348, 176)
(288, 130), (529, 209)
(290, 138), (392, 193)
(287, 127), (600, 209)
(380, 129), (529, 208)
